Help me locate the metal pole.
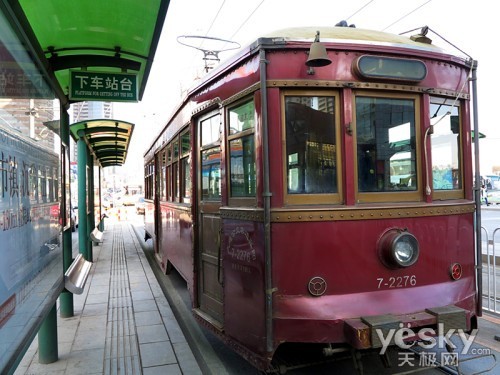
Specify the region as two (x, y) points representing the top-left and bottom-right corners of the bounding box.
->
(98, 167), (104, 231)
(77, 130), (89, 260)
(259, 48), (274, 352)
(88, 150), (95, 260)
(59, 108), (74, 318)
(471, 60), (483, 315)
(38, 304), (58, 363)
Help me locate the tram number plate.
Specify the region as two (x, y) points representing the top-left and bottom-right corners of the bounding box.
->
(377, 275), (417, 289)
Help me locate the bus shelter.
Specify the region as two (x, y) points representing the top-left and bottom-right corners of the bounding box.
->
(0, 1), (169, 373)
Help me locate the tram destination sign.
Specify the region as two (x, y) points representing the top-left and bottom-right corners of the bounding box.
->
(69, 70), (138, 102)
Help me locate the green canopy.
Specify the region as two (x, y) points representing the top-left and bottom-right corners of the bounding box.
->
(7, 0), (169, 104)
(70, 119), (134, 167)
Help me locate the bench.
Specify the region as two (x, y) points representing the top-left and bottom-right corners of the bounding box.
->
(64, 253), (92, 295)
(90, 227), (103, 243)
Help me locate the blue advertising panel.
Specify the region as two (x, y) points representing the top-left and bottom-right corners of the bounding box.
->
(0, 10), (63, 373)
(0, 124), (63, 371)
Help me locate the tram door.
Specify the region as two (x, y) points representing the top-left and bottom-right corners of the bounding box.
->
(195, 112), (223, 326)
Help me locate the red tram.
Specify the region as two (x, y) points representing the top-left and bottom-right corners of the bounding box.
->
(143, 25), (479, 370)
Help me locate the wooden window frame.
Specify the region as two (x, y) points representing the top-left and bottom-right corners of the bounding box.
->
(227, 97), (257, 207)
(281, 90), (342, 206)
(430, 97), (464, 200)
(353, 91), (422, 203)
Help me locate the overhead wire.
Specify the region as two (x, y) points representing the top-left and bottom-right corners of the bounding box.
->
(228, 0), (266, 41)
(382, 0), (432, 31)
(202, 0), (227, 44)
(344, 0), (375, 22)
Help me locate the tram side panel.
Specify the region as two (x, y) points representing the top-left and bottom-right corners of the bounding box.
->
(222, 219), (267, 358)
(159, 203), (194, 290)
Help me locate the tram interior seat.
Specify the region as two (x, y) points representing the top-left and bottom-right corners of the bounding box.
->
(64, 253), (92, 295)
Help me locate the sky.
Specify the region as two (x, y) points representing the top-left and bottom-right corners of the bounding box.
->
(116, 0), (496, 175)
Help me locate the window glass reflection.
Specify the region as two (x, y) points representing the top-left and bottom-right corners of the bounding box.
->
(230, 135), (255, 197)
(430, 99), (461, 191)
(356, 97), (417, 192)
(201, 147), (221, 200)
(285, 96), (337, 194)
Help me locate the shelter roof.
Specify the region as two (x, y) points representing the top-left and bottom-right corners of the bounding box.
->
(10, 0), (169, 104)
(70, 119), (134, 167)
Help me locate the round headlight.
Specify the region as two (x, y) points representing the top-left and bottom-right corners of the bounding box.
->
(378, 229), (419, 269)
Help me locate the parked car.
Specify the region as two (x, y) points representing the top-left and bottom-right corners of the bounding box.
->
(70, 205), (78, 232)
(122, 194), (136, 206)
(135, 196), (145, 215)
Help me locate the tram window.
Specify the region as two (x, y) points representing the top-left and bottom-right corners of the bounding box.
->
(430, 98), (462, 196)
(173, 141), (179, 159)
(201, 114), (221, 146)
(181, 157), (191, 202)
(167, 145), (172, 164)
(180, 130), (191, 203)
(166, 164), (171, 201)
(181, 132), (190, 156)
(355, 96), (418, 196)
(173, 162), (179, 201)
(230, 136), (256, 197)
(228, 100), (256, 198)
(160, 150), (166, 200)
(229, 101), (255, 134)
(145, 162), (155, 200)
(201, 147), (221, 200)
(284, 95), (338, 197)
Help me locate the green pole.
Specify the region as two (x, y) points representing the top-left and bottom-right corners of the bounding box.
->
(77, 130), (89, 260)
(59, 109), (74, 318)
(87, 150), (94, 260)
(98, 167), (104, 231)
(38, 304), (58, 364)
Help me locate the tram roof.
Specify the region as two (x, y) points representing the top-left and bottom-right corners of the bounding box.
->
(70, 119), (134, 168)
(261, 26), (443, 53)
(8, 0), (169, 105)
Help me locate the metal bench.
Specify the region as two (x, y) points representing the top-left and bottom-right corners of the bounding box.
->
(90, 227), (103, 243)
(64, 253), (92, 295)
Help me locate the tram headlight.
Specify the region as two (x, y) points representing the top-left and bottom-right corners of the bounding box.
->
(378, 228), (419, 269)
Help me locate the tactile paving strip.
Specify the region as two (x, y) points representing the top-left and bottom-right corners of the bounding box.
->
(103, 225), (141, 374)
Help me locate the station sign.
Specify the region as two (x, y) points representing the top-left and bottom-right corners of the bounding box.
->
(69, 70), (138, 102)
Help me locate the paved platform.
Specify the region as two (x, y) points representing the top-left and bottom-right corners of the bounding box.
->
(14, 220), (202, 375)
